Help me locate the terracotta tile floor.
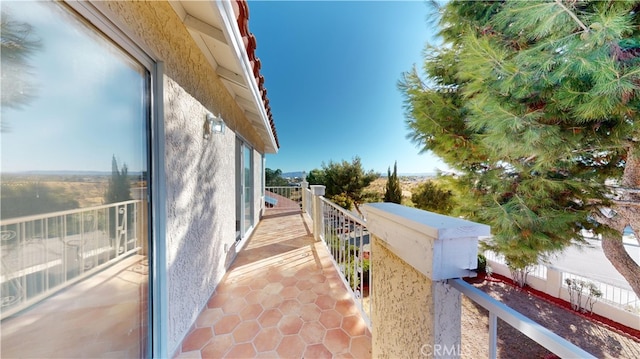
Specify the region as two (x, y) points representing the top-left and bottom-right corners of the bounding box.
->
(175, 209), (372, 359)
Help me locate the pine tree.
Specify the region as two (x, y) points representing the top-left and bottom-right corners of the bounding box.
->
(384, 161), (402, 204)
(1, 10), (41, 132)
(400, 0), (640, 295)
(309, 157), (379, 214)
(411, 180), (453, 215)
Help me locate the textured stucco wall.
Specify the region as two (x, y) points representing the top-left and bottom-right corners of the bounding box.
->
(99, 1), (269, 353)
(372, 235), (461, 358)
(372, 235), (434, 358)
(163, 76), (236, 353)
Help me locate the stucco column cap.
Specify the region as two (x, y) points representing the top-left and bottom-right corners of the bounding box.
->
(310, 185), (325, 196)
(362, 202), (491, 280)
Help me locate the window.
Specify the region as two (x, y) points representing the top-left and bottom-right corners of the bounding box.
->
(1, 2), (151, 357)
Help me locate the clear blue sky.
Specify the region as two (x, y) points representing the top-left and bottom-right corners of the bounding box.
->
(249, 0), (450, 175)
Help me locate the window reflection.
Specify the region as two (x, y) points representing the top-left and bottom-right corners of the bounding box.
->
(1, 2), (149, 357)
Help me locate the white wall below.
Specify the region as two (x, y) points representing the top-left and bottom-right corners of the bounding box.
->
(487, 259), (640, 331)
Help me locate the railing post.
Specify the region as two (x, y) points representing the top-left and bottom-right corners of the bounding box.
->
(362, 203), (490, 359)
(310, 185), (325, 242)
(301, 180), (309, 213)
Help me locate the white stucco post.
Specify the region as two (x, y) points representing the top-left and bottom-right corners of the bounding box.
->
(310, 185), (325, 242)
(362, 203), (491, 359)
(300, 180), (309, 213)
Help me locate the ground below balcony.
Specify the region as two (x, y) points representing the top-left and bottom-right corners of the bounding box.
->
(175, 208), (372, 359)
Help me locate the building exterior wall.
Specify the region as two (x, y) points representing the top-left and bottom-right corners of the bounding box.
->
(100, 1), (270, 352)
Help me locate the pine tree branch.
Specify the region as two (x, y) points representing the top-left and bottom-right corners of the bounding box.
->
(605, 186), (640, 194)
(554, 0), (589, 33)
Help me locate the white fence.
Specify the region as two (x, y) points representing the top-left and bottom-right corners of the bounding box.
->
(484, 250), (640, 330)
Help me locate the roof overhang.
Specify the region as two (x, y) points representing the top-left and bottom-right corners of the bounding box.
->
(169, 0), (279, 153)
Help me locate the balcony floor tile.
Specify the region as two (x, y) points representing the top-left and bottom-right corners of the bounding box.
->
(175, 209), (371, 358)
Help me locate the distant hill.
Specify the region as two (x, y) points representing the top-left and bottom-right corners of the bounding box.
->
(379, 173), (438, 178)
(4, 170), (144, 176)
(282, 171), (439, 179)
(282, 171), (305, 179)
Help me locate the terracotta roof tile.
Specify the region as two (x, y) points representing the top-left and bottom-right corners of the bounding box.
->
(233, 0), (280, 150)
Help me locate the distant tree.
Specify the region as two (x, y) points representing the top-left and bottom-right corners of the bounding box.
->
(265, 168), (288, 186)
(361, 190), (382, 204)
(104, 155), (131, 204)
(411, 181), (454, 215)
(322, 157), (379, 214)
(1, 9), (41, 132)
(383, 161), (402, 204)
(306, 168), (326, 186)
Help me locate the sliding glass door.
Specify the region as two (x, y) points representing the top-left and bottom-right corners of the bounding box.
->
(235, 138), (254, 241)
(1, 2), (151, 357)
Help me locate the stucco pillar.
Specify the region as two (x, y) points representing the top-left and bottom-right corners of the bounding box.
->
(300, 180), (309, 213)
(362, 203), (490, 359)
(310, 185), (325, 242)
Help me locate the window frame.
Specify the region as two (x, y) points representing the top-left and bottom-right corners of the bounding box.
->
(61, 2), (167, 357)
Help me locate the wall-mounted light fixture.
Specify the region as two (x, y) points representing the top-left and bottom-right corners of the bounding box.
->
(203, 113), (225, 139)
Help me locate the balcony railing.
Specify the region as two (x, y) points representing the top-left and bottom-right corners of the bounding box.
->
(301, 186), (600, 357)
(264, 186), (302, 209)
(318, 197), (371, 326)
(0, 200), (144, 319)
(450, 278), (596, 358)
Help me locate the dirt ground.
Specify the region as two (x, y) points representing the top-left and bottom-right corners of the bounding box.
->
(461, 279), (640, 358)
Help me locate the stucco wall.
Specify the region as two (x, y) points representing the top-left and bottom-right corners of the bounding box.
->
(163, 76), (236, 352)
(372, 235), (434, 358)
(372, 235), (462, 358)
(99, 1), (269, 353)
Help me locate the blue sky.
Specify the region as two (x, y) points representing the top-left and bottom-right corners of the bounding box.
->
(249, 0), (449, 174)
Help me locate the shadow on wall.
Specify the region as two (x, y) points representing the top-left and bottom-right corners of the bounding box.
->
(163, 77), (233, 353)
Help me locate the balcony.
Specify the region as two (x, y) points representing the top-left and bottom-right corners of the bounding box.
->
(2, 187), (637, 358)
(171, 185), (628, 358)
(175, 204), (371, 358)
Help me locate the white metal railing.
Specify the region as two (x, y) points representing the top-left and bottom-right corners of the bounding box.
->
(450, 278), (597, 359)
(318, 197), (371, 326)
(484, 250), (637, 312)
(264, 186), (302, 209)
(562, 271), (639, 313)
(0, 200), (143, 319)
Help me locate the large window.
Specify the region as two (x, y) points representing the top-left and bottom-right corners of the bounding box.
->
(1, 2), (150, 357)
